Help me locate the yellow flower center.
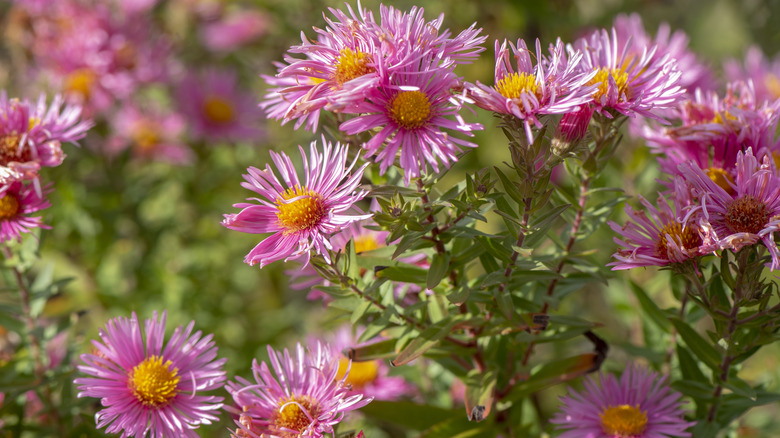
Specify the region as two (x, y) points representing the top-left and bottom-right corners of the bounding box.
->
(495, 72), (540, 100)
(706, 167), (735, 195)
(0, 133), (29, 164)
(131, 122), (161, 154)
(389, 90), (431, 129)
(764, 73), (780, 100)
(354, 234), (382, 253)
(65, 68), (97, 100)
(128, 355), (180, 407)
(589, 68), (630, 102)
(333, 48), (374, 85)
(276, 186), (326, 233)
(337, 357), (380, 388)
(725, 195), (769, 235)
(202, 95), (235, 124)
(273, 395), (320, 437)
(656, 221), (702, 259)
(600, 404), (648, 436)
(0, 194), (20, 220)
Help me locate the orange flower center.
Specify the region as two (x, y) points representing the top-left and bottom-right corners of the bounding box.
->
(354, 234), (382, 253)
(202, 95), (235, 124)
(0, 194), (20, 220)
(128, 355), (180, 407)
(706, 167), (735, 195)
(656, 221), (702, 259)
(600, 404), (648, 436)
(65, 68), (97, 100)
(273, 395), (320, 437)
(725, 195), (769, 235)
(389, 90), (430, 129)
(276, 186), (326, 233)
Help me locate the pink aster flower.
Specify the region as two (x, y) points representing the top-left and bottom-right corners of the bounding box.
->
(200, 9), (269, 52)
(608, 177), (706, 270)
(0, 180), (52, 242)
(551, 364), (694, 438)
(0, 92), (91, 184)
(227, 341), (372, 438)
(572, 27), (684, 121)
(613, 13), (715, 94)
(339, 60), (483, 183)
(108, 103), (192, 164)
(724, 46), (780, 104)
(640, 81), (780, 179)
(678, 148), (780, 269)
(467, 38), (595, 143)
(222, 137), (370, 268)
(74, 311), (227, 438)
(324, 325), (414, 401)
(176, 69), (263, 142)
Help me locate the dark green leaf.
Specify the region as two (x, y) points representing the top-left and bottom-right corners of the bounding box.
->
(670, 318), (721, 371)
(629, 281), (671, 333)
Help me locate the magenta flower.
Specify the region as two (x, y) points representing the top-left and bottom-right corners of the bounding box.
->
(467, 38), (595, 143)
(339, 60), (483, 183)
(678, 148), (780, 269)
(724, 46), (780, 104)
(222, 137), (370, 267)
(74, 311), (227, 438)
(200, 9), (269, 52)
(108, 103), (192, 164)
(572, 28), (684, 121)
(0, 92), (91, 184)
(608, 177), (705, 270)
(0, 181), (52, 242)
(176, 69), (263, 142)
(613, 13), (715, 94)
(551, 364), (693, 438)
(227, 342), (372, 438)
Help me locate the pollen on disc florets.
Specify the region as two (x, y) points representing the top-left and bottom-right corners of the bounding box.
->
(725, 195), (769, 234)
(656, 221), (702, 259)
(389, 90), (431, 130)
(0, 133), (31, 164)
(0, 194), (20, 220)
(276, 186), (326, 233)
(495, 72), (541, 100)
(589, 67), (630, 102)
(273, 395), (321, 437)
(333, 48), (375, 85)
(600, 404), (648, 436)
(128, 355), (180, 407)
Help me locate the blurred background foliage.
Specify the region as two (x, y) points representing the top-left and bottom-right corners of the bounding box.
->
(2, 0), (780, 436)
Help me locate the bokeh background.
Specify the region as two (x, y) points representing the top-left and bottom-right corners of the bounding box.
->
(1, 0), (780, 436)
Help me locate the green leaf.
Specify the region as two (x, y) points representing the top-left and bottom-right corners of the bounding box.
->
(493, 167), (524, 206)
(427, 253), (450, 289)
(391, 319), (458, 366)
(447, 286), (470, 306)
(676, 344), (707, 384)
(419, 415), (493, 438)
(670, 318), (721, 371)
(464, 369), (497, 422)
(344, 338), (396, 361)
(359, 401), (458, 431)
(629, 281), (671, 333)
(376, 264), (428, 284)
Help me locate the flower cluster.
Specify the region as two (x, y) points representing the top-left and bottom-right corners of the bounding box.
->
(0, 92), (91, 241)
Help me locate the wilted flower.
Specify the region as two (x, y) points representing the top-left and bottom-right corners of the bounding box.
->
(552, 364), (693, 438)
(74, 311), (227, 438)
(678, 148), (780, 269)
(222, 137), (370, 267)
(227, 342), (372, 438)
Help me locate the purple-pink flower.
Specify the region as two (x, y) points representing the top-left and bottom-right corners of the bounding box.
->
(724, 46), (780, 104)
(467, 38), (595, 143)
(74, 311), (227, 438)
(108, 103), (192, 164)
(552, 364), (693, 438)
(176, 69), (263, 142)
(227, 342), (372, 438)
(0, 180), (52, 242)
(222, 137), (370, 268)
(678, 148), (780, 269)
